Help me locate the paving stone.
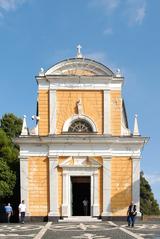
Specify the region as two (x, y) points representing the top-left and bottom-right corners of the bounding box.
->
(0, 221), (160, 239)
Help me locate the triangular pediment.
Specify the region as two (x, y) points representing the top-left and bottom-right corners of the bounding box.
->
(59, 156), (101, 168)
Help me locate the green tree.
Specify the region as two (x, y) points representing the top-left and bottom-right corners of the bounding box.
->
(1, 113), (22, 138)
(0, 113), (22, 201)
(0, 129), (16, 198)
(0, 159), (16, 197)
(140, 171), (160, 215)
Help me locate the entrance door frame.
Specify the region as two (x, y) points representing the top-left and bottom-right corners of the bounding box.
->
(71, 175), (91, 216)
(62, 166), (99, 217)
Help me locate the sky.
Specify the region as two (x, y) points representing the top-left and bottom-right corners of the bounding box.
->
(0, 0), (160, 205)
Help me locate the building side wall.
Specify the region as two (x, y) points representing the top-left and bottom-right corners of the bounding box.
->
(110, 90), (122, 135)
(28, 157), (49, 216)
(111, 157), (132, 216)
(56, 90), (103, 134)
(38, 90), (49, 135)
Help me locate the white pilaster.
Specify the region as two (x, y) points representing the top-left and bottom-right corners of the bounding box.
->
(62, 172), (69, 216)
(93, 172), (99, 216)
(20, 157), (30, 215)
(48, 156), (59, 216)
(103, 90), (110, 134)
(49, 89), (56, 134)
(132, 157), (141, 214)
(102, 156), (112, 216)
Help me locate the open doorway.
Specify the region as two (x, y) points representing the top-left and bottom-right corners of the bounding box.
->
(71, 176), (91, 216)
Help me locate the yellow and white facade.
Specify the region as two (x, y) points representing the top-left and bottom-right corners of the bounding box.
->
(17, 49), (148, 221)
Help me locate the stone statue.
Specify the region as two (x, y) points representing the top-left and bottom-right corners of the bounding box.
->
(77, 98), (83, 115)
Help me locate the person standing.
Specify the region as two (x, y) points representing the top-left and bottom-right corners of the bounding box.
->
(82, 198), (88, 216)
(127, 202), (137, 227)
(4, 203), (13, 223)
(19, 200), (26, 223)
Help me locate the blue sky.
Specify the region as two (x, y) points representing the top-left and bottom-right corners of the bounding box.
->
(0, 0), (160, 205)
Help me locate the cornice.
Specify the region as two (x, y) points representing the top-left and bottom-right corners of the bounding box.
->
(15, 134), (149, 146)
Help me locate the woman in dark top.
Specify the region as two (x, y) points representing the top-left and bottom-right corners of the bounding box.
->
(127, 202), (137, 227)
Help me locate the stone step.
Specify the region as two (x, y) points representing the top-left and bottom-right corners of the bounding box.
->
(59, 216), (102, 223)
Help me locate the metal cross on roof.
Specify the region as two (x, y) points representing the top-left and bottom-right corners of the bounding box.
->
(76, 44), (83, 58)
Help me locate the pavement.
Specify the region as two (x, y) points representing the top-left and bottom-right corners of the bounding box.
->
(0, 221), (160, 239)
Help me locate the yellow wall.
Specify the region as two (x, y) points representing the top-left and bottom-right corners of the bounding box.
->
(56, 90), (103, 134)
(111, 157), (132, 216)
(28, 157), (49, 216)
(110, 91), (122, 136)
(38, 90), (49, 135)
(38, 89), (122, 136)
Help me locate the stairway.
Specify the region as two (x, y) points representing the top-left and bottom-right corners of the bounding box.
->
(59, 216), (102, 223)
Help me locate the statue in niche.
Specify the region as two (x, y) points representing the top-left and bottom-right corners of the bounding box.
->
(76, 98), (83, 115)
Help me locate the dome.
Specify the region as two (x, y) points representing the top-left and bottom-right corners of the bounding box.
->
(45, 58), (114, 76)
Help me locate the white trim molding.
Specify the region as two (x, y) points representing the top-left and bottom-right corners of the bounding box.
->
(20, 157), (30, 216)
(48, 156), (59, 217)
(62, 114), (97, 133)
(102, 156), (112, 216)
(36, 76), (123, 91)
(60, 158), (100, 217)
(45, 58), (114, 76)
(103, 90), (110, 134)
(132, 156), (141, 215)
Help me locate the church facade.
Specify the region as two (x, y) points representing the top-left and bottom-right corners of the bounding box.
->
(16, 47), (148, 221)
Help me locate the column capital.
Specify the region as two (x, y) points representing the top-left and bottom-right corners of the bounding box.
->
(93, 172), (98, 176)
(19, 156), (28, 161)
(62, 172), (68, 176)
(48, 155), (58, 161)
(102, 156), (112, 161)
(131, 156), (142, 161)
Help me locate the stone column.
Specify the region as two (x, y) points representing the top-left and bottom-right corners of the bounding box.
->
(49, 89), (56, 134)
(103, 89), (110, 134)
(62, 172), (69, 216)
(132, 157), (141, 215)
(93, 172), (99, 216)
(48, 156), (59, 217)
(20, 156), (30, 215)
(102, 156), (112, 216)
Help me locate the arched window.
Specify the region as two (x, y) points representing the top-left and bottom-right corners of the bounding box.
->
(62, 115), (97, 133)
(68, 119), (93, 133)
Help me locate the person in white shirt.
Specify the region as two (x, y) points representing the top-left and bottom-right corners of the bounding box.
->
(19, 200), (26, 223)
